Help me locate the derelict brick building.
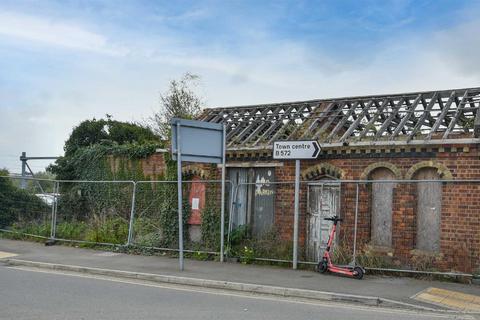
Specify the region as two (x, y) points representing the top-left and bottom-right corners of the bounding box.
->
(144, 87), (480, 273)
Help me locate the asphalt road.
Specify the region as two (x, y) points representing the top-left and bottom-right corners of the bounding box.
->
(0, 264), (472, 320)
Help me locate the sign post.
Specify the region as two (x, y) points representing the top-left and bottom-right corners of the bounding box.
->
(176, 122), (184, 271)
(273, 140), (320, 269)
(172, 118), (226, 271)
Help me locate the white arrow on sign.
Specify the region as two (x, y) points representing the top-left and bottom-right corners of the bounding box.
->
(273, 140), (320, 160)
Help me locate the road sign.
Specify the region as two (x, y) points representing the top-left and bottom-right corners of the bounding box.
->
(171, 118), (224, 164)
(171, 118), (227, 271)
(273, 140), (320, 160)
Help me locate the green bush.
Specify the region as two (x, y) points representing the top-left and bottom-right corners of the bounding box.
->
(0, 170), (50, 229)
(228, 226), (293, 261)
(201, 205), (221, 250)
(10, 222), (51, 238)
(240, 246), (255, 264)
(55, 221), (88, 240)
(85, 217), (129, 244)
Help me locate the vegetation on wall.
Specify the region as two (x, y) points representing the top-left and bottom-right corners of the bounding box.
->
(50, 116), (161, 181)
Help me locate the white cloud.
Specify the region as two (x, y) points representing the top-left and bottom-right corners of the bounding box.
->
(0, 11), (126, 55)
(1, 5), (480, 173)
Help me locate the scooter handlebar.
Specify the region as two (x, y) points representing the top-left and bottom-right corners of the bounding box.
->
(324, 216), (343, 222)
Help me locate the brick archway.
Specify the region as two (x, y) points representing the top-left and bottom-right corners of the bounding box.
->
(182, 164), (210, 179)
(405, 161), (453, 180)
(301, 163), (345, 180)
(360, 162), (402, 180)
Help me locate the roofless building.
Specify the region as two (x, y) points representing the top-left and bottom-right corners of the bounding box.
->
(143, 87), (480, 273)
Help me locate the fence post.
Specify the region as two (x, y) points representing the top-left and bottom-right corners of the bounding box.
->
(20, 152), (27, 189)
(176, 122), (184, 271)
(220, 124), (226, 262)
(352, 182), (359, 265)
(226, 182), (238, 258)
(50, 181), (59, 239)
(127, 182), (137, 246)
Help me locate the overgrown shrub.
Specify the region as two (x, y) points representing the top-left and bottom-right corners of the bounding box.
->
(201, 203), (221, 250)
(85, 216), (129, 244)
(11, 222), (50, 238)
(0, 170), (50, 229)
(55, 221), (88, 240)
(228, 226), (292, 261)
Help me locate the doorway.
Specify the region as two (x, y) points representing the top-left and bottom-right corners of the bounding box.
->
(228, 167), (275, 237)
(306, 182), (340, 262)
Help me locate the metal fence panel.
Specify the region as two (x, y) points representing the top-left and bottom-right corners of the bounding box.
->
(53, 181), (135, 246)
(1, 174), (479, 275)
(0, 176), (55, 239)
(131, 180), (232, 257)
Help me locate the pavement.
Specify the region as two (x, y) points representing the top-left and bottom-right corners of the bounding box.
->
(0, 238), (479, 314)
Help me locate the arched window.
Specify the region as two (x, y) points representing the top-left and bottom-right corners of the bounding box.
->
(413, 168), (441, 252)
(369, 168), (396, 247)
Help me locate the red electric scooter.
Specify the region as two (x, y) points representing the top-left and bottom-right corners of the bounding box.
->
(316, 215), (365, 280)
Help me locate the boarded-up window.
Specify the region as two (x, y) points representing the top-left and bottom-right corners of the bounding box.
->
(414, 168), (441, 252)
(369, 168), (395, 247)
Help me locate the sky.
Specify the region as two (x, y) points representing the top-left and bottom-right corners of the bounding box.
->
(1, 0), (480, 173)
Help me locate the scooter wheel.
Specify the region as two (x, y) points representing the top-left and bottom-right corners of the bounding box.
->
(317, 260), (328, 273)
(353, 266), (364, 280)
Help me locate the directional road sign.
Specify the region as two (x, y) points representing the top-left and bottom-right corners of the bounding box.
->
(273, 140), (320, 160)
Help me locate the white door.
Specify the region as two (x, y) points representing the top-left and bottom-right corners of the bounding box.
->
(306, 183), (340, 262)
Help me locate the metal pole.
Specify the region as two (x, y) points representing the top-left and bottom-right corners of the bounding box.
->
(176, 122), (184, 271)
(20, 152), (27, 189)
(352, 183), (359, 265)
(50, 182), (57, 239)
(226, 183), (237, 258)
(293, 159), (300, 269)
(127, 182), (137, 246)
(53, 181), (58, 238)
(220, 124), (226, 262)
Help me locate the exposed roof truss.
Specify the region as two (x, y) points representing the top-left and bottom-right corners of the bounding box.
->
(200, 87), (480, 149)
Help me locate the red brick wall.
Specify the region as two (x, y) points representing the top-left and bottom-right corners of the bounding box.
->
(141, 146), (480, 273)
(272, 145), (480, 273)
(140, 153), (166, 178)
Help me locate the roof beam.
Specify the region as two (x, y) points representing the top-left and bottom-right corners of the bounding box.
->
(406, 92), (438, 142)
(229, 108), (273, 146)
(242, 121), (271, 145)
(443, 90), (469, 139)
(301, 102), (334, 139)
(255, 121), (283, 145)
(326, 101), (360, 142)
(312, 102), (347, 139)
(426, 91), (456, 140)
(226, 120), (250, 141)
(357, 98), (390, 139)
(389, 94), (422, 140)
(252, 106), (296, 145)
(374, 97), (405, 139)
(268, 119), (296, 144)
(339, 100), (374, 143)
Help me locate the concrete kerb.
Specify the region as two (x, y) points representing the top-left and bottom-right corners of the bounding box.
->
(3, 258), (461, 313)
